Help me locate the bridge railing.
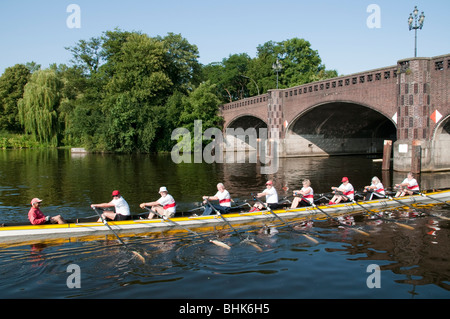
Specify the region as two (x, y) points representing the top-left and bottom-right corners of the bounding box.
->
(281, 65), (398, 100)
(220, 94), (269, 112)
(220, 65), (398, 112)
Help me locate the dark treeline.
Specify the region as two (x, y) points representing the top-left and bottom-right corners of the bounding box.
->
(0, 28), (338, 152)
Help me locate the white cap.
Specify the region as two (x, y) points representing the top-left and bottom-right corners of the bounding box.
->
(159, 186), (168, 193)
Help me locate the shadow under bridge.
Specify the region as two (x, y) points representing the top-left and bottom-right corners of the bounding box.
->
(224, 115), (268, 153)
(284, 102), (397, 157)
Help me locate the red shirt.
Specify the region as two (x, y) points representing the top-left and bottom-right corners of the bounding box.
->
(28, 207), (47, 225)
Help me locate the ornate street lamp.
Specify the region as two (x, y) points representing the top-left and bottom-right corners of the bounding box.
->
(272, 59), (282, 89)
(408, 6), (425, 57)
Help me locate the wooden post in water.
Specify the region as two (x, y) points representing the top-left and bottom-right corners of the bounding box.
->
(411, 140), (422, 174)
(382, 140), (392, 170)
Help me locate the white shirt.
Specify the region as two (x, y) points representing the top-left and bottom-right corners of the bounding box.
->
(215, 190), (231, 207)
(263, 187), (278, 204)
(158, 194), (176, 213)
(339, 183), (354, 200)
(301, 186), (314, 204)
(402, 178), (419, 190)
(371, 182), (385, 195)
(111, 196), (130, 216)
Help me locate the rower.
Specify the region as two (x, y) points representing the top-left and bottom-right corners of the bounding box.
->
(91, 190), (131, 222)
(329, 177), (354, 205)
(394, 172), (419, 197)
(140, 186), (176, 219)
(202, 183), (232, 216)
(363, 176), (386, 200)
(290, 179), (314, 208)
(28, 198), (66, 225)
(252, 180), (279, 210)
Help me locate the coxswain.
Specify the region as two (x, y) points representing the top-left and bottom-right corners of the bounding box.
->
(28, 198), (66, 225)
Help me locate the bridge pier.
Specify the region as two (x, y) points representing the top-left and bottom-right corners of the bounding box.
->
(393, 55), (450, 172)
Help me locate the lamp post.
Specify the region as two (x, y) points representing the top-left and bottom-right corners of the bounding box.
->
(272, 59), (282, 89)
(408, 6), (425, 57)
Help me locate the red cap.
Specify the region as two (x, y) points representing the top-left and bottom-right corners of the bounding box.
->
(341, 177), (349, 182)
(31, 198), (42, 205)
(112, 190), (120, 196)
(266, 180), (273, 185)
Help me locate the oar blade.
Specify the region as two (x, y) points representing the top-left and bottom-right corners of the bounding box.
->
(242, 238), (263, 251)
(210, 239), (231, 250)
(131, 250), (146, 263)
(353, 228), (370, 236)
(394, 222), (415, 230)
(302, 234), (319, 244)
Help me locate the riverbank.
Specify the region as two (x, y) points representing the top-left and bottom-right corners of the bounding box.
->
(0, 132), (50, 149)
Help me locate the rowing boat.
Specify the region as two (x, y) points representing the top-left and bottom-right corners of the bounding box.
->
(1, 189), (449, 244)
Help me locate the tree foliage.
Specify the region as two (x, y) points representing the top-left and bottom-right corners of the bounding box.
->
(18, 69), (62, 146)
(0, 64), (31, 132)
(206, 38), (338, 103)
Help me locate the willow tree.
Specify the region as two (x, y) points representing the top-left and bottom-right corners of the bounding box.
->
(18, 69), (62, 146)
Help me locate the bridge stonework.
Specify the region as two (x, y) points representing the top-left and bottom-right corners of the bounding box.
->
(220, 54), (450, 172)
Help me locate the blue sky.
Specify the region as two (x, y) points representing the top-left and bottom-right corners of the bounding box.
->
(0, 0), (449, 76)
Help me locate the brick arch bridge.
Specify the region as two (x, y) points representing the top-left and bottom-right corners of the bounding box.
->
(220, 54), (450, 172)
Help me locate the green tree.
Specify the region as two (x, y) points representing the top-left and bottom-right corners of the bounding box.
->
(103, 33), (172, 152)
(202, 53), (252, 103)
(157, 32), (202, 94)
(204, 37), (338, 101)
(277, 38), (336, 87)
(180, 81), (223, 133)
(18, 69), (63, 146)
(0, 64), (31, 132)
(65, 37), (103, 76)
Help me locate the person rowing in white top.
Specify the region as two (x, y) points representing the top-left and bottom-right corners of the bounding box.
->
(91, 190), (131, 222)
(140, 186), (176, 219)
(290, 179), (314, 209)
(394, 172), (420, 197)
(329, 177), (354, 205)
(252, 180), (279, 211)
(363, 176), (386, 200)
(202, 183), (232, 216)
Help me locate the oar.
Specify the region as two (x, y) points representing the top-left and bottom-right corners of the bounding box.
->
(338, 192), (414, 230)
(144, 207), (231, 249)
(308, 201), (370, 236)
(92, 207), (145, 263)
(413, 190), (450, 208)
(388, 195), (450, 221)
(205, 199), (245, 239)
(252, 195), (319, 244)
(353, 198), (414, 230)
(205, 199), (263, 251)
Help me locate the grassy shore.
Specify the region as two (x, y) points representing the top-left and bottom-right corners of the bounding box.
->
(0, 132), (50, 149)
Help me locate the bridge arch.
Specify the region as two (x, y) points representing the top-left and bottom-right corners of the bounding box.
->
(284, 101), (397, 156)
(226, 114), (268, 131)
(431, 115), (450, 170)
(224, 114), (268, 152)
